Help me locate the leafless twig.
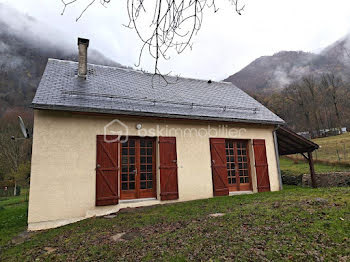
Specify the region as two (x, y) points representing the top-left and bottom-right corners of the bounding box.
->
(61, 0), (244, 75)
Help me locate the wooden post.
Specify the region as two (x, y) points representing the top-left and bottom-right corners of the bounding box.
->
(308, 152), (316, 188)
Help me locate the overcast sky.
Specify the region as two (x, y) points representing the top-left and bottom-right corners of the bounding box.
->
(2, 0), (350, 80)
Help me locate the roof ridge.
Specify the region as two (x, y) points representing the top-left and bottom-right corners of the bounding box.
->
(47, 58), (234, 86)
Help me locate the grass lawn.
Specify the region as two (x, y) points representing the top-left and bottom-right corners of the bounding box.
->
(0, 189), (28, 247)
(311, 132), (350, 163)
(280, 157), (350, 175)
(1, 186), (350, 261)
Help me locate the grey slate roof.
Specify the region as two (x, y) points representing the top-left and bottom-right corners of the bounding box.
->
(32, 59), (284, 125)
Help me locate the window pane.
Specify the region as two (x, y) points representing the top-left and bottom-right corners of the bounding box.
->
(147, 165), (152, 172)
(240, 177), (244, 183)
(232, 177), (236, 184)
(140, 140), (145, 147)
(129, 173), (135, 181)
(147, 140), (152, 147)
(122, 174), (128, 181)
(122, 183), (128, 190)
(122, 166), (128, 173)
(129, 157), (135, 164)
(129, 139), (135, 147)
(147, 148), (153, 155)
(147, 173), (152, 180)
(147, 157), (152, 163)
(122, 148), (128, 155)
(141, 157), (146, 164)
(140, 148), (146, 155)
(147, 181), (153, 189)
(140, 165), (146, 171)
(245, 177), (249, 183)
(129, 148), (135, 155)
(129, 165), (135, 172)
(228, 178), (231, 184)
(129, 182), (135, 190)
(140, 173), (146, 181)
(140, 182), (146, 189)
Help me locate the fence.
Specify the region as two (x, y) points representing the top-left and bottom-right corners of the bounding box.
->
(0, 179), (29, 198)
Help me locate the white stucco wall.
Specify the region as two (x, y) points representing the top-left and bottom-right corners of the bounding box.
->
(28, 110), (280, 230)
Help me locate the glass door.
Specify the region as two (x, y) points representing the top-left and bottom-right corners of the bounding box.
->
(120, 138), (156, 200)
(225, 140), (252, 191)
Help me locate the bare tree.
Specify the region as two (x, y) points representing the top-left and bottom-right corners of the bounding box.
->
(0, 109), (32, 180)
(283, 82), (314, 136)
(321, 73), (344, 133)
(60, 0), (244, 74)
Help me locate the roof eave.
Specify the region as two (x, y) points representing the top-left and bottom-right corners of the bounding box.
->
(32, 103), (285, 126)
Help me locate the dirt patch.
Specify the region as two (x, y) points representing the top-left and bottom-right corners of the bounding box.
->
(11, 231), (37, 245)
(104, 214), (118, 219)
(44, 247), (57, 254)
(121, 231), (141, 240)
(111, 232), (126, 242)
(208, 213), (225, 217)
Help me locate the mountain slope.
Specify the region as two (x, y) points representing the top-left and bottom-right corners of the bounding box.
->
(0, 4), (121, 116)
(225, 37), (350, 92)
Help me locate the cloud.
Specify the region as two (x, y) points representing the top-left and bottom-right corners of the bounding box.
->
(2, 0), (350, 80)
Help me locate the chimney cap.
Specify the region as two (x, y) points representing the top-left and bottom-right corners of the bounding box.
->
(78, 37), (89, 47)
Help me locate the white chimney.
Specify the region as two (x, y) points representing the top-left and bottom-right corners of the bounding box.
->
(77, 37), (89, 78)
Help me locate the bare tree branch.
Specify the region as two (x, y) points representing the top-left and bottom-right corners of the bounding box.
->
(61, 0), (244, 75)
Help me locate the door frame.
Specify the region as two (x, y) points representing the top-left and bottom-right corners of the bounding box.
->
(225, 139), (253, 192)
(119, 136), (157, 200)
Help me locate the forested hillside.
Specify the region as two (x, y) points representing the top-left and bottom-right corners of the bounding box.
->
(224, 35), (350, 135)
(0, 4), (121, 181)
(0, 3), (120, 117)
(225, 38), (350, 93)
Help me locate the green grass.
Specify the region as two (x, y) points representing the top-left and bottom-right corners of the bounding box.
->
(312, 132), (350, 163)
(280, 157), (350, 175)
(0, 189), (28, 247)
(1, 186), (350, 261)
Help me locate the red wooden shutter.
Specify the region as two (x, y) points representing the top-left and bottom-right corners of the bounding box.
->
(253, 139), (271, 192)
(96, 135), (119, 206)
(159, 137), (179, 200)
(209, 138), (229, 196)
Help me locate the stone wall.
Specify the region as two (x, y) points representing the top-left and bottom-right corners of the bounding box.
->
(302, 172), (350, 187)
(281, 171), (303, 186)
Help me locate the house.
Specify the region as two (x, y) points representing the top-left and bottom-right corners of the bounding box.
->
(28, 38), (285, 230)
